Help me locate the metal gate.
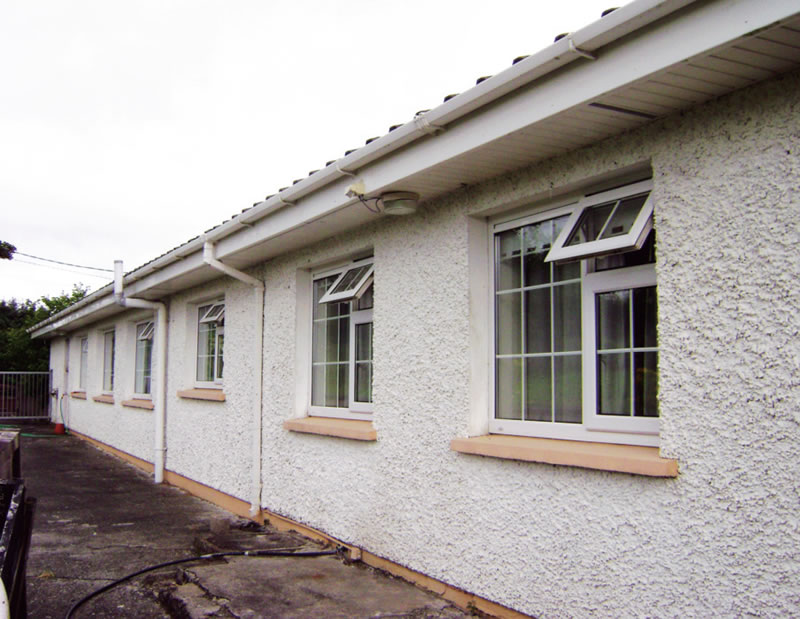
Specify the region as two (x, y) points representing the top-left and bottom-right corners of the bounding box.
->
(0, 372), (51, 421)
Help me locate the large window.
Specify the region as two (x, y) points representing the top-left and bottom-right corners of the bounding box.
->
(134, 321), (154, 395)
(492, 180), (658, 446)
(79, 337), (88, 390)
(311, 258), (373, 419)
(102, 330), (115, 392)
(197, 302), (224, 384)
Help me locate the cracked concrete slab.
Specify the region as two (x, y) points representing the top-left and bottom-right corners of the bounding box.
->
(21, 428), (477, 618)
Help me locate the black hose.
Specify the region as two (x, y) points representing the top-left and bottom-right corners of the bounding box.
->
(64, 547), (339, 619)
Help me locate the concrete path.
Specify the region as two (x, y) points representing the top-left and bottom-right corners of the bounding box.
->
(20, 428), (473, 618)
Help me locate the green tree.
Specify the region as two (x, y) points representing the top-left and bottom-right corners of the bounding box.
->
(0, 241), (16, 260)
(0, 284), (89, 371)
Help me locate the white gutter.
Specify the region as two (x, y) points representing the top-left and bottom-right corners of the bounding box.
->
(114, 261), (168, 484)
(202, 241), (265, 518)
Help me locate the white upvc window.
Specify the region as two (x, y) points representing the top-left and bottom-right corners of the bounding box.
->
(79, 337), (88, 390)
(310, 258), (373, 420)
(102, 330), (115, 392)
(134, 321), (154, 395)
(196, 302), (224, 385)
(491, 181), (658, 447)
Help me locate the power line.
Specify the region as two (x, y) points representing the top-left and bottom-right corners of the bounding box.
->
(12, 258), (113, 281)
(14, 252), (114, 272)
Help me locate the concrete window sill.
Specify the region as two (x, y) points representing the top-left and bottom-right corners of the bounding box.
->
(92, 394), (114, 405)
(70, 391), (87, 400)
(284, 417), (377, 441)
(177, 388), (226, 402)
(122, 399), (154, 411)
(450, 434), (678, 477)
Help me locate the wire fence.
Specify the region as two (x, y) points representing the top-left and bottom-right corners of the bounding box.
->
(0, 372), (51, 420)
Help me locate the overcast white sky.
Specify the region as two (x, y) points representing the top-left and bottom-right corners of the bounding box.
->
(1, 0), (616, 302)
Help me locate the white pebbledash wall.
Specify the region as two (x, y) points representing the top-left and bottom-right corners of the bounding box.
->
(48, 70), (799, 617)
(261, 70), (800, 618)
(53, 310), (155, 463)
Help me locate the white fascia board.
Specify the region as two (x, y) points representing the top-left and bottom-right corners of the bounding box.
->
(30, 295), (118, 339)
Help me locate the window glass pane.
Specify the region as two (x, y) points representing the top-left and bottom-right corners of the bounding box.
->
(355, 363), (371, 403)
(216, 332), (224, 379)
(496, 229), (522, 291)
(596, 290), (630, 350)
(634, 351), (658, 417)
(312, 321), (326, 363)
(496, 292), (521, 355)
(196, 317), (217, 382)
(553, 283), (581, 352)
(597, 352), (630, 415)
(495, 358), (522, 420)
(103, 332), (115, 391)
(196, 353), (213, 382)
(311, 366), (325, 406)
(554, 354), (582, 423)
(524, 289), (550, 354)
(599, 194), (648, 239)
(553, 260), (580, 282)
(80, 338), (88, 389)
(595, 230), (656, 271)
(633, 286), (658, 348)
(135, 337), (153, 394)
(566, 202), (614, 246)
(522, 223), (552, 287)
(355, 322), (372, 403)
(524, 357), (551, 421)
(337, 362), (348, 408)
(357, 283), (374, 310)
(324, 365), (340, 407)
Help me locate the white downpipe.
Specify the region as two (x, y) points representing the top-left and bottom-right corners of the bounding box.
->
(202, 241), (265, 517)
(114, 261), (168, 484)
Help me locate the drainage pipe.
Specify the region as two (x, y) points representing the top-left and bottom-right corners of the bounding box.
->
(114, 261), (168, 484)
(202, 241), (265, 518)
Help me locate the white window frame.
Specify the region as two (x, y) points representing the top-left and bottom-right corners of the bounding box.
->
(79, 336), (88, 390)
(195, 301), (224, 387)
(134, 320), (155, 396)
(102, 330), (115, 393)
(310, 258), (374, 420)
(582, 265), (659, 438)
(490, 181), (659, 447)
(545, 179), (654, 264)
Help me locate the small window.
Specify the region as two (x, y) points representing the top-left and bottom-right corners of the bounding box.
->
(79, 337), (88, 390)
(197, 302), (224, 384)
(134, 321), (154, 395)
(545, 179), (653, 264)
(103, 330), (115, 392)
(311, 258), (373, 419)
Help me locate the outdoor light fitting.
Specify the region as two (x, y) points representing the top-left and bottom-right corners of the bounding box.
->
(380, 191), (419, 215)
(348, 186), (420, 216)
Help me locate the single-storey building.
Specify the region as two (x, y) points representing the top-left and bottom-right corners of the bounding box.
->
(31, 0), (800, 616)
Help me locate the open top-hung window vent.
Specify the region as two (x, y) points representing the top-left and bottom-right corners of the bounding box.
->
(545, 179), (653, 263)
(318, 262), (374, 304)
(137, 321), (155, 340)
(199, 303), (225, 324)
